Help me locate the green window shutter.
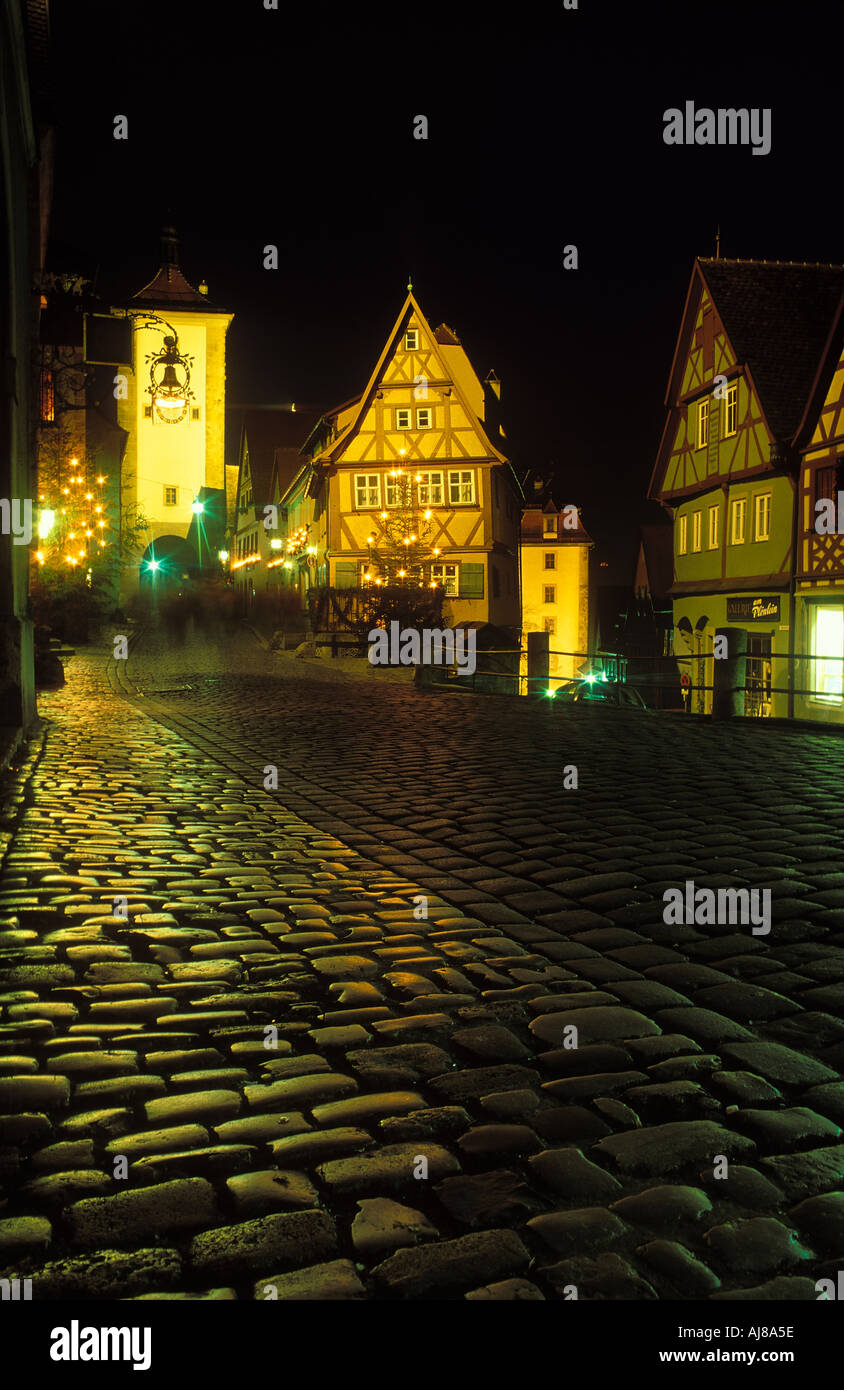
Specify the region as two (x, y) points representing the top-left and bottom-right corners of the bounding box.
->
(459, 562), (484, 599)
(334, 561), (358, 590)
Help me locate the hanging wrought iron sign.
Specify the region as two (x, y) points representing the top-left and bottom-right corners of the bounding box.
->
(146, 334), (194, 424)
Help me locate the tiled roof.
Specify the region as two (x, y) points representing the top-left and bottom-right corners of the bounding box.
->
(698, 259), (844, 441)
(132, 264), (212, 307)
(233, 407), (323, 507)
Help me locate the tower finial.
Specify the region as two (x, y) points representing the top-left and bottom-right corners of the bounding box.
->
(161, 225), (179, 269)
(715, 225), (721, 260)
(407, 275), (413, 293)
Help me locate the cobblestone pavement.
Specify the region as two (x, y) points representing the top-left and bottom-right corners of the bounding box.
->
(1, 619), (844, 1301)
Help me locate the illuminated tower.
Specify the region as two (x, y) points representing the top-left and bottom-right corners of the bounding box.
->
(112, 226), (233, 596)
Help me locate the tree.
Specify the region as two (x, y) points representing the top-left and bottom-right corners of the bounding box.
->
(362, 467), (441, 588)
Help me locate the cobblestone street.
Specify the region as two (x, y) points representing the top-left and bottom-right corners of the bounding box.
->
(1, 620), (844, 1301)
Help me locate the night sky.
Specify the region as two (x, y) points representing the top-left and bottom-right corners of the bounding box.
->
(45, 0), (841, 581)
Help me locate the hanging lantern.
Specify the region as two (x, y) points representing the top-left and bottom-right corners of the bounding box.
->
(147, 334), (193, 424)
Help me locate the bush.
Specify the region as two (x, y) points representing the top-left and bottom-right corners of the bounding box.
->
(30, 574), (108, 645)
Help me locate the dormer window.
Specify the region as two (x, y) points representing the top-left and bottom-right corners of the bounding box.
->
(543, 516), (557, 537)
(405, 330), (419, 350)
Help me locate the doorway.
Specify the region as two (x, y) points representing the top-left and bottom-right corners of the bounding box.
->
(745, 633), (772, 716)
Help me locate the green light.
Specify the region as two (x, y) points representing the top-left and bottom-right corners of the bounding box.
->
(146, 559), (160, 572)
(218, 550), (229, 562)
(546, 687), (556, 698)
(191, 500), (204, 515)
(586, 673), (596, 684)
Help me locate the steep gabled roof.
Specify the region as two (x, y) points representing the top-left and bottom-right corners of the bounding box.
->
(133, 264), (212, 308)
(312, 291), (508, 467)
(234, 407), (323, 508)
(696, 259), (844, 441)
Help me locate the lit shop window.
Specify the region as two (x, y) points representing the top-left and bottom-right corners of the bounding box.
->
(813, 605), (844, 704)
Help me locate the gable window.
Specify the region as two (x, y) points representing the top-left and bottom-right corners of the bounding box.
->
(697, 398), (710, 449)
(431, 562), (458, 596)
(815, 465), (838, 505)
(448, 469), (475, 505)
(724, 381), (738, 436)
(707, 503), (719, 549)
(692, 510), (702, 552)
(678, 514), (688, 555)
(416, 407), (432, 429)
(395, 408), (411, 430)
(417, 471), (443, 505)
(543, 585), (556, 603)
(405, 330), (419, 351)
(164, 486), (177, 506)
(543, 617), (556, 634)
(754, 492), (772, 542)
(355, 473), (381, 508)
(543, 515), (557, 537)
(730, 496), (747, 544)
(544, 552), (556, 569)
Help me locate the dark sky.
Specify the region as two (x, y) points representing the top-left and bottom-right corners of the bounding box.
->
(45, 0), (842, 582)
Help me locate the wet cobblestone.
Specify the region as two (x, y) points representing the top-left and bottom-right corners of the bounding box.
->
(0, 628), (843, 1299)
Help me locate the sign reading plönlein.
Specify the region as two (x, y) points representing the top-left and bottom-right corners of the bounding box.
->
(726, 595), (780, 622)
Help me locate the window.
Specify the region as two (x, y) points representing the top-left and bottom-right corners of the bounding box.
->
(815, 465), (838, 504)
(417, 471), (443, 505)
(385, 474), (402, 507)
(544, 552), (556, 569)
(543, 585), (556, 603)
(164, 486), (177, 506)
(724, 381), (738, 436)
(543, 618), (556, 634)
(40, 367), (55, 423)
(697, 398), (709, 449)
(708, 503), (719, 549)
(431, 562), (458, 596)
(144, 405), (153, 418)
(459, 562), (484, 598)
(813, 605), (844, 704)
(730, 496), (747, 544)
(678, 514), (688, 554)
(395, 408), (411, 430)
(754, 492), (772, 541)
(405, 330), (418, 351)
(355, 473), (380, 508)
(448, 469), (475, 504)
(692, 510), (702, 552)
(543, 515), (557, 537)
(191, 407), (200, 420)
(416, 407), (432, 429)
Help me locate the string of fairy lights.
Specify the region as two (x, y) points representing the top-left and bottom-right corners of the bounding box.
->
(34, 455), (110, 576)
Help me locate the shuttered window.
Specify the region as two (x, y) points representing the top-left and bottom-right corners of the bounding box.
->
(459, 562), (484, 599)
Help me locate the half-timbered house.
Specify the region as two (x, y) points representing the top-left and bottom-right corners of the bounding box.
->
(650, 259), (844, 717)
(281, 288), (523, 633)
(793, 295), (844, 720)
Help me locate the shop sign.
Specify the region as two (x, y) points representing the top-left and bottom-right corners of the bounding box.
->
(726, 595), (780, 622)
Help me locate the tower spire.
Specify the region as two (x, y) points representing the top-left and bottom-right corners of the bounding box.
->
(715, 225), (721, 260)
(161, 225), (179, 269)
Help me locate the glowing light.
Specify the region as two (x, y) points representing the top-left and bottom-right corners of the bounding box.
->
(398, 569), (406, 578)
(380, 512), (387, 519)
(37, 509), (55, 539)
(191, 500), (204, 515)
(85, 493), (92, 500)
(270, 539), (282, 551)
(71, 458), (78, 465)
(415, 474), (422, 482)
(146, 559), (160, 572)
(546, 687), (556, 698)
(219, 550), (229, 562)
(62, 488), (69, 495)
(306, 545), (317, 555)
(97, 476), (105, 484)
(424, 510), (432, 520)
(282, 561), (292, 569)
(586, 673), (596, 685)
